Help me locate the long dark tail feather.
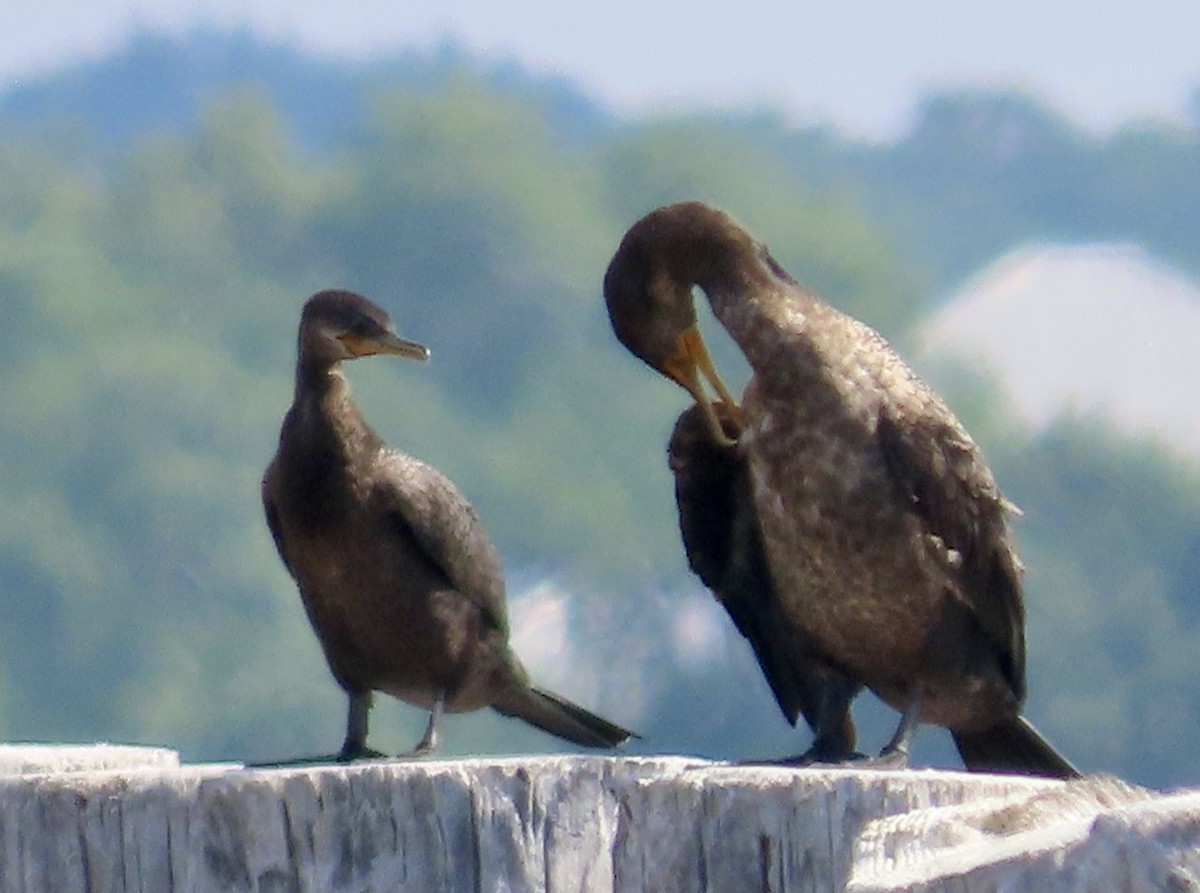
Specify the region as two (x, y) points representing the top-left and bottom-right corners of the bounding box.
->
(492, 685), (637, 749)
(953, 716), (1081, 779)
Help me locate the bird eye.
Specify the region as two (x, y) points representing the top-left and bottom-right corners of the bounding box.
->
(350, 317), (386, 338)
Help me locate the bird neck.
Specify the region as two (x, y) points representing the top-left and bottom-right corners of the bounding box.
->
(654, 206), (825, 368)
(294, 352), (340, 400)
(290, 364), (379, 464)
(701, 253), (825, 377)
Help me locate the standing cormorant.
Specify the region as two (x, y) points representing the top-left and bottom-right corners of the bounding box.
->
(605, 202), (1077, 778)
(263, 290), (634, 760)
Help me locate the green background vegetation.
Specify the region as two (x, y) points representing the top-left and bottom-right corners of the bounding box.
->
(2, 31), (1199, 787)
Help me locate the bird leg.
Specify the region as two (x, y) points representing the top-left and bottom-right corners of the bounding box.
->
(397, 694), (445, 759)
(741, 676), (862, 767)
(337, 691), (386, 762)
(773, 675), (862, 766)
(875, 689), (924, 768)
(248, 690), (385, 766)
(803, 676), (863, 763)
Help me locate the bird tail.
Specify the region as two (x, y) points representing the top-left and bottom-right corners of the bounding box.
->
(492, 685), (636, 749)
(953, 716), (1080, 779)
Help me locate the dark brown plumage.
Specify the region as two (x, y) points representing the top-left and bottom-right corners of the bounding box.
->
(263, 289), (634, 761)
(606, 202), (1077, 778)
(669, 402), (860, 762)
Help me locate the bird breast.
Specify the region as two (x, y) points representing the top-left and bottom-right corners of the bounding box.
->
(740, 381), (953, 678)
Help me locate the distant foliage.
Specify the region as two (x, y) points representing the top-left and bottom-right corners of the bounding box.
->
(0, 34), (1198, 786)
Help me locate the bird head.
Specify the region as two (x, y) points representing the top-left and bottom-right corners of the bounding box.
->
(299, 290), (430, 368)
(604, 206), (745, 447)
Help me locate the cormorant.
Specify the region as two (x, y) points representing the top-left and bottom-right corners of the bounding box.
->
(605, 202), (1077, 778)
(263, 289), (634, 760)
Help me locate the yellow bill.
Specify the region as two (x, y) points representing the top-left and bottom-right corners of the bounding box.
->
(662, 325), (744, 447)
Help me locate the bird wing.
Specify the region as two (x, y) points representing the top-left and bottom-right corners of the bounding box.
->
(261, 459), (296, 578)
(374, 450), (511, 638)
(876, 402), (1026, 695)
(670, 404), (825, 729)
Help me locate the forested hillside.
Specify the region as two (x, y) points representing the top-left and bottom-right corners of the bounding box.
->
(1, 30), (1198, 788)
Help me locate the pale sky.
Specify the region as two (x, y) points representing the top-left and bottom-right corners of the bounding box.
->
(3, 0), (1200, 139)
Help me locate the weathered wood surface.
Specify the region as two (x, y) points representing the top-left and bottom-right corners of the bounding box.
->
(849, 774), (1200, 893)
(0, 747), (1195, 893)
(0, 744), (178, 775)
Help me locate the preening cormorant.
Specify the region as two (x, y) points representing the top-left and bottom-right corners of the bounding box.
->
(263, 289), (634, 760)
(605, 202), (1077, 778)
